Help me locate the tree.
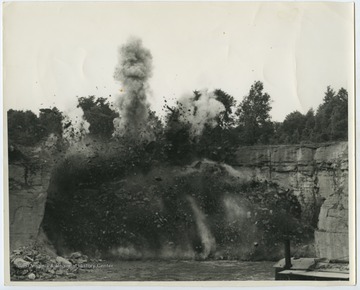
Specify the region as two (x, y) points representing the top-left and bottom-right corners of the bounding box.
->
(191, 89), (238, 161)
(251, 187), (306, 266)
(38, 107), (64, 138)
(7, 107), (64, 145)
(8, 110), (40, 145)
(273, 86), (348, 144)
(147, 109), (164, 140)
(236, 81), (273, 145)
(301, 109), (316, 142)
(329, 88), (348, 140)
(213, 89), (237, 129)
(269, 121), (282, 144)
(314, 86), (348, 142)
(279, 111), (306, 144)
(164, 106), (194, 164)
(77, 96), (118, 139)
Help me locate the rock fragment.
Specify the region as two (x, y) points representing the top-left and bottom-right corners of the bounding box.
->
(56, 256), (72, 266)
(13, 258), (30, 269)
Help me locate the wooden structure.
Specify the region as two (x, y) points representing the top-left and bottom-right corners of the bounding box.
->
(274, 258), (349, 281)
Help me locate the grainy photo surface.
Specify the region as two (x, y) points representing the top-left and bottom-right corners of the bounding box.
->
(3, 1), (354, 285)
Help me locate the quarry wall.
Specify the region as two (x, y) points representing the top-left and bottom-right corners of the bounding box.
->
(7, 140), (349, 260)
(231, 142), (349, 260)
(8, 136), (62, 250)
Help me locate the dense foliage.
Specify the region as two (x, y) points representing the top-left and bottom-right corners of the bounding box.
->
(273, 87), (348, 144)
(7, 82), (348, 149)
(77, 96), (119, 140)
(8, 108), (63, 145)
(236, 81), (273, 145)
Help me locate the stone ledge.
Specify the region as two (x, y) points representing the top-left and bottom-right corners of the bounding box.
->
(314, 231), (349, 260)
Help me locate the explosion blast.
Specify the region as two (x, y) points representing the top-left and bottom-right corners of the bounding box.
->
(113, 37), (153, 140)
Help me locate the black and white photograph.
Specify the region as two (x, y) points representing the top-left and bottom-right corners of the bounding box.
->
(2, 1), (355, 285)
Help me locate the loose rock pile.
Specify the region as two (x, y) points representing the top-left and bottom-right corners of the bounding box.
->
(315, 261), (349, 273)
(10, 244), (101, 281)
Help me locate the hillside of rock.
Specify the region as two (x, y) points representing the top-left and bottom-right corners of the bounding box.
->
(7, 139), (349, 261)
(231, 142), (349, 260)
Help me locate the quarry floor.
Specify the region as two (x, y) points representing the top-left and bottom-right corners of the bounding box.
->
(68, 260), (275, 281)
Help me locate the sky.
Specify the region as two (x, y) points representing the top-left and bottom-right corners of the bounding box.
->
(3, 1), (354, 121)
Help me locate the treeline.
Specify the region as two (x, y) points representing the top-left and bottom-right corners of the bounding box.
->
(7, 107), (63, 145)
(272, 86), (348, 144)
(162, 82), (347, 163)
(7, 82), (348, 162)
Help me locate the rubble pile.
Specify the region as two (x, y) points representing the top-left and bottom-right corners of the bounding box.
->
(10, 244), (101, 281)
(315, 260), (349, 273)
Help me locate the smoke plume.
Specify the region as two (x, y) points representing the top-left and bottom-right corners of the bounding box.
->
(186, 195), (216, 259)
(62, 107), (90, 143)
(113, 37), (153, 140)
(178, 90), (225, 137)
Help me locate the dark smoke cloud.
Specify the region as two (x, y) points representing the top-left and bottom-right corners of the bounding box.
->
(113, 37), (153, 140)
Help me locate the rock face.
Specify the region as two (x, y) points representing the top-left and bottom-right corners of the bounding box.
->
(8, 140), (349, 261)
(231, 142), (349, 260)
(8, 135), (62, 250)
